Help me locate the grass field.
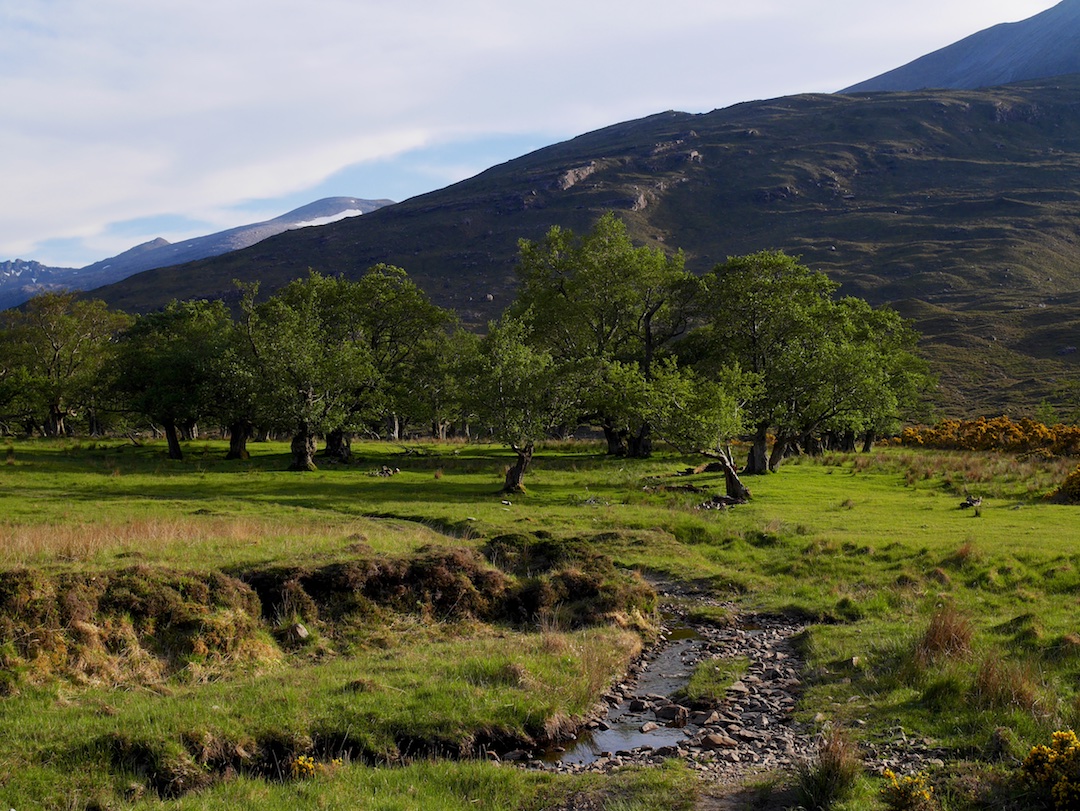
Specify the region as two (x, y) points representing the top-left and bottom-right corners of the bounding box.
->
(2, 437), (1080, 809)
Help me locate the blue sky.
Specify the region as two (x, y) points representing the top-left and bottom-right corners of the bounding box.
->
(0, 1), (1059, 268)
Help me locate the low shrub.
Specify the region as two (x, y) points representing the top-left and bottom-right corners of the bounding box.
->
(1021, 729), (1080, 810)
(881, 769), (938, 810)
(1049, 465), (1080, 504)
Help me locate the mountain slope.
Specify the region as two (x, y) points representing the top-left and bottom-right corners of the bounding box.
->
(842, 0), (1080, 93)
(0, 197), (391, 309)
(89, 78), (1080, 415)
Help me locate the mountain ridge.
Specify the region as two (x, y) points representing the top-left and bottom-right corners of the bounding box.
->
(0, 196), (392, 310)
(85, 77), (1080, 414)
(842, 0), (1080, 93)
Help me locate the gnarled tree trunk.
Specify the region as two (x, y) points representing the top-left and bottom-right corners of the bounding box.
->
(768, 432), (795, 472)
(717, 450), (752, 502)
(87, 408), (103, 437)
(861, 430), (875, 453)
(801, 431), (823, 457)
(602, 420), (628, 457)
(745, 423), (770, 474)
(44, 404), (65, 438)
(503, 442), (534, 493)
(627, 423), (653, 458)
(225, 420), (252, 460)
(323, 428), (352, 463)
(163, 418), (183, 461)
(289, 426), (317, 471)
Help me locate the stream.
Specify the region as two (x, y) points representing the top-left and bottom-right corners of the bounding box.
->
(545, 619), (707, 766)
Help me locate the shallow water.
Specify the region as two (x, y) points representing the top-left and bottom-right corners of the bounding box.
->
(546, 621), (705, 765)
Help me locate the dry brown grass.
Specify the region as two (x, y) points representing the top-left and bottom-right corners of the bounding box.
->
(0, 517), (341, 566)
(916, 605), (974, 667)
(0, 517), (259, 563)
(795, 726), (863, 811)
(974, 654), (1042, 712)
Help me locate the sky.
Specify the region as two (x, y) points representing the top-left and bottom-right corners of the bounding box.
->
(0, 0), (1061, 268)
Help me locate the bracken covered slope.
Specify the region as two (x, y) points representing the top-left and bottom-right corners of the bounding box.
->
(90, 77), (1080, 414)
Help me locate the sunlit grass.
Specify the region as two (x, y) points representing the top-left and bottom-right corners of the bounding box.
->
(4, 437), (1080, 808)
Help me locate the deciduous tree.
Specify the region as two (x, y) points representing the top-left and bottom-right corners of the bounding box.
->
(695, 251), (930, 471)
(512, 212), (700, 457)
(2, 292), (130, 436)
(244, 272), (377, 471)
(467, 316), (585, 493)
(109, 300), (236, 459)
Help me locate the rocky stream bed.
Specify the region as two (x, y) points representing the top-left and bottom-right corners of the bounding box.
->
(503, 585), (953, 796)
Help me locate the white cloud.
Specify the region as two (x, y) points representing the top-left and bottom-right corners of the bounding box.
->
(0, 0), (1061, 266)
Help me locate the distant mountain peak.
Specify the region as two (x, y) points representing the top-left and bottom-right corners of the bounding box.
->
(0, 196), (392, 310)
(841, 0), (1080, 93)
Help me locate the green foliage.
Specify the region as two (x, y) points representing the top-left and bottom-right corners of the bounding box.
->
(644, 358), (753, 457)
(468, 315), (579, 451)
(246, 271), (379, 432)
(691, 250), (931, 470)
(512, 212), (702, 455)
(513, 212), (697, 372)
(109, 299), (239, 459)
(0, 291), (131, 435)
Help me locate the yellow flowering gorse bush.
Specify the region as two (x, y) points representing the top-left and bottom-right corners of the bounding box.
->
(1050, 465), (1080, 504)
(1022, 729), (1080, 809)
(880, 769), (937, 810)
(901, 416), (1080, 455)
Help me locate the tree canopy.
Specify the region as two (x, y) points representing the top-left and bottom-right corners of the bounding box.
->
(0, 292), (131, 436)
(109, 299), (236, 460)
(0, 218), (933, 496)
(512, 212), (701, 456)
(693, 250), (931, 473)
(466, 315), (586, 492)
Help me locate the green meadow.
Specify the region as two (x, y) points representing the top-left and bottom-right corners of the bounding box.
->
(2, 438), (1080, 809)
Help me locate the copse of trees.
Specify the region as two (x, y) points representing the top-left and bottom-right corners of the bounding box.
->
(685, 250), (931, 474)
(108, 299), (238, 460)
(0, 214), (934, 492)
(0, 292), (131, 437)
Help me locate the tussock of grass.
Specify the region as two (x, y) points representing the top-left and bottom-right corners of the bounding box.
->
(916, 605), (974, 667)
(795, 726), (863, 811)
(973, 654), (1042, 712)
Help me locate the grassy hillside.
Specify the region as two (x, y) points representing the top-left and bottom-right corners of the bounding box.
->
(89, 77), (1080, 414)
